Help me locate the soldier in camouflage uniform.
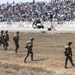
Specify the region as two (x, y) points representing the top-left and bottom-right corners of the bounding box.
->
(24, 37), (34, 63)
(4, 30), (9, 50)
(64, 42), (75, 68)
(0, 30), (5, 49)
(13, 31), (19, 53)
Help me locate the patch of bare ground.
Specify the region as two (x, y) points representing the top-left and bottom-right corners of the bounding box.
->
(0, 32), (75, 75)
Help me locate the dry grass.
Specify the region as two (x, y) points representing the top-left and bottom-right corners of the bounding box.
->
(0, 32), (75, 75)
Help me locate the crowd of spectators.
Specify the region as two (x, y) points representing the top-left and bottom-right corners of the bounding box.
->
(0, 1), (75, 22)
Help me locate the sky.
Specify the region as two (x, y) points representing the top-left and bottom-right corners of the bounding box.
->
(0, 0), (50, 4)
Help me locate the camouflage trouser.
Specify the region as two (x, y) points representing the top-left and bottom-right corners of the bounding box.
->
(14, 42), (19, 53)
(4, 41), (9, 50)
(24, 51), (33, 62)
(65, 55), (74, 67)
(0, 40), (5, 48)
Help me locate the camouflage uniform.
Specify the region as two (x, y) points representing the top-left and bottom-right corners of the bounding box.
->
(4, 31), (9, 50)
(24, 37), (34, 63)
(13, 31), (19, 53)
(0, 30), (5, 49)
(64, 42), (75, 68)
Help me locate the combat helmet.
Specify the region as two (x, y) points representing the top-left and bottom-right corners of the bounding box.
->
(16, 31), (19, 34)
(5, 30), (8, 33)
(30, 37), (34, 41)
(1, 30), (4, 33)
(68, 41), (72, 45)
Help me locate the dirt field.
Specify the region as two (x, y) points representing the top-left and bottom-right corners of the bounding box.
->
(0, 32), (75, 75)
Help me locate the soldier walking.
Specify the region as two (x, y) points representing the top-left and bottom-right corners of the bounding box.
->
(13, 31), (19, 53)
(4, 30), (9, 50)
(64, 41), (75, 68)
(0, 30), (5, 49)
(24, 37), (34, 63)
